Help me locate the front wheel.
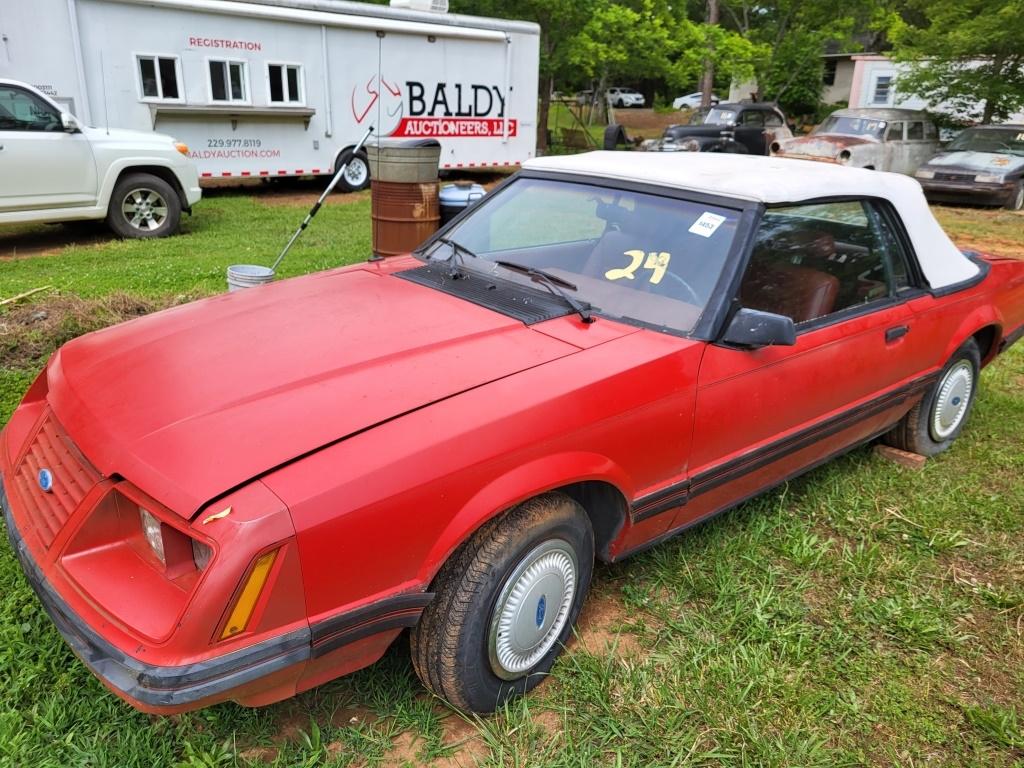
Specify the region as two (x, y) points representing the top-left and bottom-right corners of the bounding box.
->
(883, 339), (980, 456)
(106, 173), (181, 238)
(411, 492), (594, 713)
(1005, 181), (1024, 211)
(334, 149), (370, 192)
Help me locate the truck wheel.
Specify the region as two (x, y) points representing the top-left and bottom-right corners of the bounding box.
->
(1005, 181), (1024, 211)
(334, 149), (370, 193)
(106, 173), (181, 238)
(882, 339), (980, 457)
(411, 492), (594, 713)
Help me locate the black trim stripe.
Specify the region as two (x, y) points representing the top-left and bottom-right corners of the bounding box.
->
(616, 423), (894, 562)
(629, 371), (938, 524)
(1000, 323), (1024, 354)
(309, 592), (434, 659)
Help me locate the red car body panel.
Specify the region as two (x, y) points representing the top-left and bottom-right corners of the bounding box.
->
(2, 178), (1023, 715)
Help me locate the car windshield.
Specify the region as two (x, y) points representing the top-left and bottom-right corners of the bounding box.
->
(947, 127), (1024, 156)
(688, 107), (737, 126)
(423, 178), (743, 334)
(815, 115), (887, 138)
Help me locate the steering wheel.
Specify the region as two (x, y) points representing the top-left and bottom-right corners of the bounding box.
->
(656, 270), (702, 305)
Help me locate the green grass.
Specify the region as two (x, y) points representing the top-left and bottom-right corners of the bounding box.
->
(1, 193), (1023, 766)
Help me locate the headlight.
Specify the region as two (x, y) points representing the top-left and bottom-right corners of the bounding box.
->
(915, 169), (935, 179)
(680, 138), (701, 152)
(139, 507), (166, 565)
(139, 504), (213, 571)
(975, 173), (1005, 183)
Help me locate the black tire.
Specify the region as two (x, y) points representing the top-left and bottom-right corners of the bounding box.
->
(883, 339), (981, 457)
(1005, 181), (1024, 211)
(106, 173), (181, 239)
(334, 149), (370, 193)
(411, 492), (594, 713)
(615, 98), (625, 108)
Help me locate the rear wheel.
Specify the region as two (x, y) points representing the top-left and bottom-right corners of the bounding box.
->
(882, 339), (980, 456)
(411, 492), (594, 713)
(334, 149), (370, 193)
(106, 173), (181, 238)
(1005, 181), (1024, 211)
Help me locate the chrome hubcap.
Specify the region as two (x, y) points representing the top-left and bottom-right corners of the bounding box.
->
(122, 188), (168, 231)
(488, 539), (578, 681)
(931, 360), (973, 441)
(344, 157), (368, 187)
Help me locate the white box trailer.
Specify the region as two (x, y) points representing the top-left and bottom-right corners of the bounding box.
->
(0, 0), (539, 189)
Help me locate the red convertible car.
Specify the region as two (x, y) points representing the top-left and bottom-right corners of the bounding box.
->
(2, 153), (1023, 715)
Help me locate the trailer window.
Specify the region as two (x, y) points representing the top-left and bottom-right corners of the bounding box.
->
(209, 60), (248, 103)
(268, 64), (303, 104)
(136, 55), (181, 101)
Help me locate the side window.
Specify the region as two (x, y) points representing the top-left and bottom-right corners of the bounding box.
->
(0, 86), (61, 131)
(924, 121), (938, 139)
(739, 200), (910, 327)
(137, 55), (181, 101)
(740, 110), (764, 127)
(885, 122), (905, 141)
(907, 121), (924, 140)
(209, 60), (248, 103)
(268, 63), (303, 104)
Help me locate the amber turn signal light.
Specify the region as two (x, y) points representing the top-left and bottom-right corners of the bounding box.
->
(174, 142), (189, 155)
(220, 549), (278, 640)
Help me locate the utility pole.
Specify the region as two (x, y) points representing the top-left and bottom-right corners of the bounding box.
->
(700, 0), (719, 108)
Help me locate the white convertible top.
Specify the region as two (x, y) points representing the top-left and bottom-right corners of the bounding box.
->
(524, 152), (979, 289)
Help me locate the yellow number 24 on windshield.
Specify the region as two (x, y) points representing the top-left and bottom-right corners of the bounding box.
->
(605, 250), (671, 285)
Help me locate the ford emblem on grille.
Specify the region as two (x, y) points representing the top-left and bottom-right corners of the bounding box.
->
(38, 468), (54, 493)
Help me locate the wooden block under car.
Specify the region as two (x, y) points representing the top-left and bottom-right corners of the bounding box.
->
(873, 444), (928, 470)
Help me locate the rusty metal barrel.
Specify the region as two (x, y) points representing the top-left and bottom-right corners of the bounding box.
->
(367, 139), (442, 257)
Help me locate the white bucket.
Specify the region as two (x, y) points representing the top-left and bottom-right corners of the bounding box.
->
(227, 264), (275, 292)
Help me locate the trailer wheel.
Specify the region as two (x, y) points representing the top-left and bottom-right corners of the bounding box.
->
(106, 173), (181, 238)
(334, 149), (370, 193)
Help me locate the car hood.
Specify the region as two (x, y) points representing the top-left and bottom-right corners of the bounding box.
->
(47, 267), (579, 518)
(777, 134), (876, 156)
(82, 125), (177, 147)
(922, 150), (1024, 174)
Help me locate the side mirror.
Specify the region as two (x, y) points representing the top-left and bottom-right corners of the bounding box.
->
(721, 308), (796, 349)
(61, 113), (81, 133)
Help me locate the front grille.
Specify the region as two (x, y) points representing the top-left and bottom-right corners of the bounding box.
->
(11, 411), (100, 548)
(934, 172), (975, 182)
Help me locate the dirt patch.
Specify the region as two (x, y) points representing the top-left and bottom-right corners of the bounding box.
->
(573, 592), (644, 656)
(330, 704), (379, 729)
(237, 746), (280, 765)
(610, 108), (687, 133)
(952, 236), (1024, 260)
(0, 292), (177, 369)
(0, 223), (108, 260)
(431, 715), (489, 768)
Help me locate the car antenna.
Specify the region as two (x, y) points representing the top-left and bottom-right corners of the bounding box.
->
(269, 125), (375, 273)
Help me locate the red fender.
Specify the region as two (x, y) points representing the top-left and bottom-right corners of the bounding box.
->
(417, 451), (632, 583)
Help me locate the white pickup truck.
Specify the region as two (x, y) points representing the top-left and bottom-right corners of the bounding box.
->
(0, 79), (201, 238)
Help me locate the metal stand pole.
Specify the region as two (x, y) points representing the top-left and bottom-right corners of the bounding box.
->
(271, 126), (375, 272)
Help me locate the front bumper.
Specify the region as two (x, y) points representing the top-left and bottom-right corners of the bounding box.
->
(919, 179), (1016, 207)
(1, 473), (310, 710)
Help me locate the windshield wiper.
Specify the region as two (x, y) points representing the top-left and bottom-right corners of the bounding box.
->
(494, 259), (594, 324)
(426, 237), (477, 278)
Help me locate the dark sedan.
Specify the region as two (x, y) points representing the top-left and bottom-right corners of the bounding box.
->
(915, 125), (1024, 210)
(641, 102), (792, 155)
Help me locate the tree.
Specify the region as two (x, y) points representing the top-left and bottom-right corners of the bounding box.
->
(448, 0), (598, 150)
(887, 0), (1024, 123)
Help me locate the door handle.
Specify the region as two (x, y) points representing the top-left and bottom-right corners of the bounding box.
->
(886, 325), (910, 343)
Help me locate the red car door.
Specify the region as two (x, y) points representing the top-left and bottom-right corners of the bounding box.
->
(675, 199), (932, 531)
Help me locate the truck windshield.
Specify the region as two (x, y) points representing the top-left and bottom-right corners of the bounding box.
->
(423, 178), (743, 334)
(947, 128), (1024, 156)
(815, 116), (887, 138)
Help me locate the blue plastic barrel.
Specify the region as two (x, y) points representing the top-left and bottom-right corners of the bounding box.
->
(439, 182), (486, 225)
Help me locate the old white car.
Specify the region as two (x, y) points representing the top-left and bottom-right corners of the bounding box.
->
(771, 108), (940, 175)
